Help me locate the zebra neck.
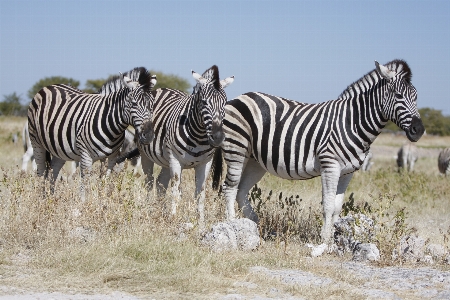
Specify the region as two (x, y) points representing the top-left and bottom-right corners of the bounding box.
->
(105, 90), (131, 132)
(339, 72), (388, 143)
(186, 95), (207, 133)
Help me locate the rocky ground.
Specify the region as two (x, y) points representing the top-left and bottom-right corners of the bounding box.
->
(2, 259), (450, 299)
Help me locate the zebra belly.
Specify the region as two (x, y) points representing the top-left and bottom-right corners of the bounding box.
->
(259, 156), (322, 180)
(146, 145), (214, 169)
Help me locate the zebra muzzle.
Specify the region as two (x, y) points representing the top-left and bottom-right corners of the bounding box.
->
(406, 116), (425, 142)
(137, 120), (154, 144)
(208, 130), (225, 148)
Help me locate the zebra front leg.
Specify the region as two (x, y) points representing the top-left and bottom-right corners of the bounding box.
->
(79, 153), (93, 202)
(140, 153), (155, 191)
(333, 173), (353, 225)
(194, 159), (213, 229)
(320, 166), (341, 244)
(168, 158), (182, 216)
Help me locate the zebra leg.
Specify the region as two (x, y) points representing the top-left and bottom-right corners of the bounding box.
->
(168, 158), (182, 215)
(140, 153), (155, 191)
(332, 173), (353, 225)
(79, 153), (93, 201)
(49, 157), (66, 193)
(235, 159), (266, 223)
(156, 167), (171, 196)
(133, 157), (141, 175)
(320, 167), (341, 244)
(194, 159), (213, 229)
(33, 146), (49, 178)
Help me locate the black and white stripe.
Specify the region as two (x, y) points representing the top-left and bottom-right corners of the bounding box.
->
(138, 65), (234, 225)
(213, 60), (425, 243)
(27, 67), (156, 196)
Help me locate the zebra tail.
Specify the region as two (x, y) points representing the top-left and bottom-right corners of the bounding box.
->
(116, 148), (140, 164)
(211, 148), (223, 191)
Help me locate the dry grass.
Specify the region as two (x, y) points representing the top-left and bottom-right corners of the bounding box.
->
(1, 116), (450, 298)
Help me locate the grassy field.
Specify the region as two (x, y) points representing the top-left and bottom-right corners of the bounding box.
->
(0, 116), (449, 299)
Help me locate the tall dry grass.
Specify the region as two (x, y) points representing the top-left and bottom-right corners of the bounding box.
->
(1, 116), (450, 298)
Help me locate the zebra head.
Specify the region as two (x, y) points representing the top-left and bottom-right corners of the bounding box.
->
(121, 68), (157, 145)
(192, 65), (234, 148)
(376, 60), (425, 142)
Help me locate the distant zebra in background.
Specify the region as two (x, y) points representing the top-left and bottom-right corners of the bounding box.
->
(28, 67), (156, 197)
(212, 60), (425, 244)
(134, 65), (234, 225)
(361, 151), (374, 172)
(397, 142), (418, 172)
(12, 133), (18, 144)
(438, 148), (450, 176)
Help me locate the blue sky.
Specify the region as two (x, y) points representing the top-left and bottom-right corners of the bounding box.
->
(1, 0), (449, 115)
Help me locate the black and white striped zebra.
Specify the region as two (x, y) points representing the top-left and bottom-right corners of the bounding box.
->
(212, 60), (425, 244)
(28, 67), (156, 196)
(396, 142), (418, 172)
(438, 148), (450, 176)
(136, 65), (234, 225)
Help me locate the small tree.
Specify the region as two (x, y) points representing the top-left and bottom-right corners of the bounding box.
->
(28, 76), (80, 99)
(150, 71), (190, 94)
(0, 92), (27, 116)
(83, 78), (108, 94)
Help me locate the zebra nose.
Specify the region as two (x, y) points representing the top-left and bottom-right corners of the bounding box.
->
(208, 130), (225, 148)
(406, 116), (425, 142)
(138, 120), (154, 144)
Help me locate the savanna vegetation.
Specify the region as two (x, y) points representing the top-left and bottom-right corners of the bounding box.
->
(0, 116), (449, 299)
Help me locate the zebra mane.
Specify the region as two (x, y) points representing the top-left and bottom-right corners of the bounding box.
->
(385, 59), (412, 84)
(197, 65), (221, 90)
(99, 67), (152, 95)
(338, 59), (413, 99)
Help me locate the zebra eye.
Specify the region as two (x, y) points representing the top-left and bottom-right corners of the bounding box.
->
(395, 93), (403, 99)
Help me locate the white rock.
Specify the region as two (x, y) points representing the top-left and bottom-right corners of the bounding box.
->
(353, 243), (380, 262)
(307, 243), (328, 257)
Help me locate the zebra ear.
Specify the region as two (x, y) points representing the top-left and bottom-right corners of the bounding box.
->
(120, 72), (139, 89)
(149, 75), (157, 89)
(192, 70), (208, 85)
(220, 76), (235, 89)
(375, 61), (396, 80)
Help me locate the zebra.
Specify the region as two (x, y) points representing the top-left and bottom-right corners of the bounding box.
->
(438, 148), (450, 176)
(361, 150), (373, 172)
(135, 65), (234, 225)
(212, 60), (425, 245)
(27, 67), (156, 197)
(396, 142), (418, 172)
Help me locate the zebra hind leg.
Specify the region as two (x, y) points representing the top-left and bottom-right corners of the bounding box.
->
(223, 157), (264, 223)
(235, 159), (265, 223)
(49, 157), (66, 193)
